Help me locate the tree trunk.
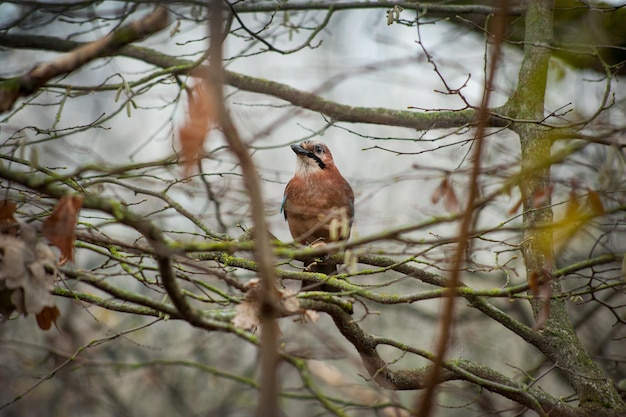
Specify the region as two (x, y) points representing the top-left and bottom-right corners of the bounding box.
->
(503, 1), (626, 414)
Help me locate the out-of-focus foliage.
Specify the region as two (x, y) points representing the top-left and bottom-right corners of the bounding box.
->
(0, 1), (625, 417)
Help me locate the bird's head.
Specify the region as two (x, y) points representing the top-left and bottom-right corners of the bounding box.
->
(290, 140), (335, 175)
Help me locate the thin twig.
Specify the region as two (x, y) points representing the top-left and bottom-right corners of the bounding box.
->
(206, 2), (280, 415)
(414, 2), (507, 416)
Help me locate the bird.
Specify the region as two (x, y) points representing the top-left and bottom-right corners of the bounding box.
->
(282, 140), (354, 290)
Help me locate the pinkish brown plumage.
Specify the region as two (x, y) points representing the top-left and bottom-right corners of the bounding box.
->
(282, 140), (354, 287)
(283, 140), (354, 244)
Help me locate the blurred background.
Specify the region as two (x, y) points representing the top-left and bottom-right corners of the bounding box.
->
(1, 1), (625, 416)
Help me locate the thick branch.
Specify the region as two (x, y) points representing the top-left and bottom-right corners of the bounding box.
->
(0, 165), (214, 331)
(0, 34), (510, 131)
(502, 0), (626, 413)
(0, 7), (169, 113)
(306, 299), (571, 416)
(231, 1), (525, 15)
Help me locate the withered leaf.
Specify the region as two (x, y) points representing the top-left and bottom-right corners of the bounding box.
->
(587, 189), (605, 216)
(232, 279), (261, 330)
(443, 182), (460, 213)
(431, 177), (460, 213)
(232, 280), (302, 330)
(279, 288), (299, 313)
(0, 200), (19, 235)
(431, 177), (449, 205)
(36, 305), (60, 330)
(178, 82), (215, 177)
(43, 195), (83, 264)
(233, 299), (260, 330)
(565, 189), (580, 219)
(0, 234), (61, 330)
(303, 309), (319, 323)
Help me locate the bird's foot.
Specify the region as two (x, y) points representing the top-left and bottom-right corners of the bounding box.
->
(310, 240), (330, 264)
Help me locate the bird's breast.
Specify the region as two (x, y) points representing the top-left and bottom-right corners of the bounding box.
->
(284, 170), (354, 244)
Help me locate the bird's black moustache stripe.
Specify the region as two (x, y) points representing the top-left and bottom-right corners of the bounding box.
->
(307, 153), (326, 169)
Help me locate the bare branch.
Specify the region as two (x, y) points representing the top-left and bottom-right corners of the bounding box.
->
(0, 7), (169, 113)
(0, 34), (510, 131)
(206, 1), (280, 415)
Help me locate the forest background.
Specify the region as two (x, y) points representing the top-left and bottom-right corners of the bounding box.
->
(1, 1), (626, 416)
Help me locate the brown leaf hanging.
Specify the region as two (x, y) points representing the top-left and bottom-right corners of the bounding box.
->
(0, 233), (61, 330)
(431, 176), (460, 213)
(43, 195), (83, 264)
(178, 82), (215, 177)
(36, 305), (61, 330)
(586, 188), (605, 216)
(0, 200), (19, 235)
(232, 279), (301, 330)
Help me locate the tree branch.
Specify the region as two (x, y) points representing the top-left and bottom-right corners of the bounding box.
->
(205, 1), (280, 415)
(0, 164), (214, 331)
(0, 34), (510, 130)
(230, 1), (525, 15)
(501, 0), (626, 413)
(304, 299), (571, 416)
(0, 7), (169, 113)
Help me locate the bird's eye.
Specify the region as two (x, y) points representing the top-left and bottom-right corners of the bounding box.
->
(314, 144), (324, 154)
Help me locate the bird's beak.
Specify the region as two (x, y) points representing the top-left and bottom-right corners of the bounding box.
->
(290, 142), (326, 169)
(290, 143), (309, 156)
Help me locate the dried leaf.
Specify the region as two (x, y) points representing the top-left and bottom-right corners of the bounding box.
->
(9, 288), (26, 314)
(303, 309), (319, 323)
(233, 281), (302, 330)
(0, 237), (32, 288)
(343, 249), (359, 275)
(36, 305), (60, 330)
(443, 182), (460, 213)
(233, 298), (260, 330)
(329, 218), (339, 241)
(565, 190), (580, 219)
(178, 82), (215, 177)
(43, 195), (83, 264)
(587, 189), (605, 216)
(279, 288), (299, 313)
(431, 177), (460, 213)
(431, 177), (450, 205)
(554, 189), (591, 252)
(0, 234), (61, 330)
(327, 206), (352, 242)
(232, 279), (261, 330)
(0, 200), (19, 235)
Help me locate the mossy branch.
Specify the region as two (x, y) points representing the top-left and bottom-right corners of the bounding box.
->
(0, 34), (510, 131)
(0, 7), (169, 113)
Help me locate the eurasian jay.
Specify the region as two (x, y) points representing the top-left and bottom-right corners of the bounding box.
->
(282, 140), (354, 289)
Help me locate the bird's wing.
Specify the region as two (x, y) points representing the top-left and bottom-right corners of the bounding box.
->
(280, 193), (288, 220)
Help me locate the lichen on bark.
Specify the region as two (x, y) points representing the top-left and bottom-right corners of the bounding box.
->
(502, 0), (626, 413)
